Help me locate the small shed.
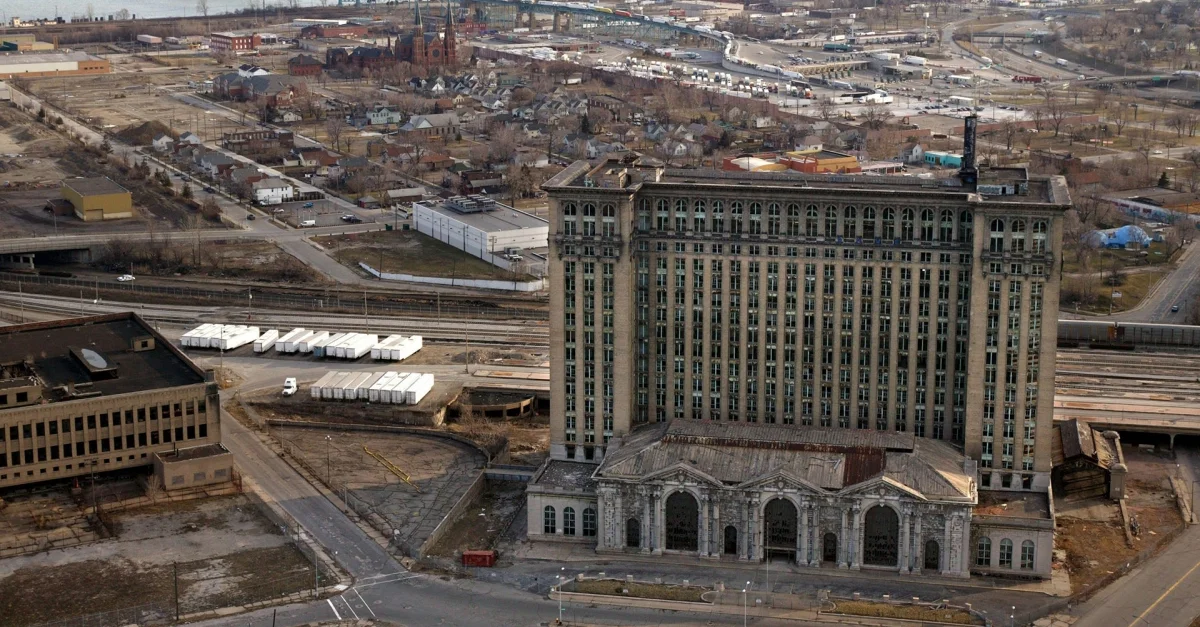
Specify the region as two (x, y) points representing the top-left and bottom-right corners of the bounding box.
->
(1051, 418), (1126, 501)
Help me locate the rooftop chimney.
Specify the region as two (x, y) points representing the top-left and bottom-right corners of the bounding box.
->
(959, 115), (978, 185)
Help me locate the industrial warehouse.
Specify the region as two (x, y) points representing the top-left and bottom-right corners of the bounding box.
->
(0, 51), (111, 79)
(0, 313), (225, 489)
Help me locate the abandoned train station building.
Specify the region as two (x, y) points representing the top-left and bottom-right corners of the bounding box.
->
(527, 129), (1070, 580)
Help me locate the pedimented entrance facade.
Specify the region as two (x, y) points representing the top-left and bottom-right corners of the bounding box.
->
(589, 420), (976, 577)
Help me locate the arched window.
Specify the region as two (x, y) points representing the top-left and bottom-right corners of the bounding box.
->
(655, 199), (668, 231)
(674, 199), (689, 232)
(862, 207), (876, 239)
(975, 537), (992, 566)
(562, 202), (577, 236)
(693, 199), (707, 233)
(1021, 540), (1035, 570)
(601, 204), (617, 237)
(563, 507), (577, 536)
(989, 219), (1006, 253)
(960, 210), (974, 243)
(787, 203), (801, 236)
(940, 210), (955, 242)
(1032, 220), (1048, 253)
(900, 208), (915, 241)
(825, 206), (838, 237)
(543, 506), (557, 534)
(767, 202), (781, 235)
(583, 508), (597, 537)
(845, 206), (858, 238)
(730, 201), (744, 234)
(582, 202), (597, 236)
(920, 208), (935, 241)
(749, 202), (763, 235)
(1011, 219), (1026, 252)
(711, 200), (724, 233)
(882, 208), (895, 239)
(999, 539), (1014, 568)
(805, 205), (819, 236)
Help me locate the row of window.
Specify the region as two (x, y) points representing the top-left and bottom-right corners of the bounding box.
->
(0, 400), (208, 443)
(0, 453), (150, 483)
(976, 537), (1036, 570)
(0, 424), (210, 468)
(543, 505), (598, 537)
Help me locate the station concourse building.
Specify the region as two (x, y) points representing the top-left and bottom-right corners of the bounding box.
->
(527, 119), (1070, 579)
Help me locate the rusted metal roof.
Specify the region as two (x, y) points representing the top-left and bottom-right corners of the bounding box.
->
(599, 420), (973, 501)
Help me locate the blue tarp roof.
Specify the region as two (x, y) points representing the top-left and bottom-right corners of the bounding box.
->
(1090, 224), (1152, 248)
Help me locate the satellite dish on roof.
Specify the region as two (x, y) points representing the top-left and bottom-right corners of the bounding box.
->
(80, 348), (108, 370)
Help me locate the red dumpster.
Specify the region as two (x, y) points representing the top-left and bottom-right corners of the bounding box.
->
(462, 550), (496, 567)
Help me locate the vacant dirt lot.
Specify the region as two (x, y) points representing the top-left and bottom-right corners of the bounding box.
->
(314, 230), (532, 281)
(86, 238), (324, 284)
(1056, 445), (1184, 595)
(273, 426), (485, 555)
(426, 479), (526, 558)
(0, 494), (323, 626)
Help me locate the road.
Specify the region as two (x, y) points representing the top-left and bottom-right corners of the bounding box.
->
(1059, 239), (1200, 323)
(191, 373), (827, 627)
(1072, 446), (1200, 627)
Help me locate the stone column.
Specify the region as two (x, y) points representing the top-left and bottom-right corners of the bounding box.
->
(851, 504), (862, 570)
(898, 510), (910, 574)
(653, 488), (664, 555)
(699, 492), (710, 557)
(838, 508), (849, 568)
(913, 513), (923, 572)
(711, 499), (721, 559)
(641, 491), (652, 553)
(798, 501), (808, 566)
(748, 495), (761, 561)
(596, 489), (608, 549)
(809, 505), (820, 567)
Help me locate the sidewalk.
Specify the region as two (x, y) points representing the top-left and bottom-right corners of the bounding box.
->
(506, 539), (1070, 597)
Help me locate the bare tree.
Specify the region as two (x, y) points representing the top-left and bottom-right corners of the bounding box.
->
(196, 0), (210, 32)
(325, 116), (347, 153)
(1038, 87), (1069, 137)
(1111, 103), (1130, 137)
(861, 101), (893, 131)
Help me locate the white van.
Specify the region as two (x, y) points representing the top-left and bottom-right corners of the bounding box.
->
(299, 219), (316, 227)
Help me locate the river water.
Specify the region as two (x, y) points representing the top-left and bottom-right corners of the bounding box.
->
(4, 0), (331, 22)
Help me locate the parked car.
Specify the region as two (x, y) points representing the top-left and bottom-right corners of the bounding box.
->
(341, 214), (363, 223)
(1172, 304), (1181, 313)
(303, 202), (315, 208)
(282, 377), (298, 396)
(246, 214), (256, 220)
(204, 186), (215, 193)
(116, 274), (135, 282)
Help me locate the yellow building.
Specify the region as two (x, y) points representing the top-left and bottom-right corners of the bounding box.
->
(62, 177), (133, 221)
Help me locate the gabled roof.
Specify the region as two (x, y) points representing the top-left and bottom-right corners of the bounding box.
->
(597, 420), (974, 502)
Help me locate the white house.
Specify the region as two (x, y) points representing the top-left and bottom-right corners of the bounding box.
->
(251, 177), (294, 205)
(152, 134), (175, 153)
(366, 106), (403, 126)
(178, 131), (204, 147)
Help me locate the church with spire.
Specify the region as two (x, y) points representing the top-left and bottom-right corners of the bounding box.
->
(395, 0), (457, 67)
(325, 0), (456, 72)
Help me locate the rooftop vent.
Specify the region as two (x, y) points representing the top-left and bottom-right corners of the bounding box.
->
(69, 346), (119, 380)
(444, 195), (498, 214)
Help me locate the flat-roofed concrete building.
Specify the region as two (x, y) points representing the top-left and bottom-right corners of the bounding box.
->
(61, 177), (133, 221)
(527, 122), (1071, 578)
(0, 51), (110, 79)
(414, 195), (548, 275)
(0, 313), (221, 489)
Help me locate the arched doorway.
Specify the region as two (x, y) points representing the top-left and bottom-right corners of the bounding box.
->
(822, 533), (838, 563)
(664, 491), (699, 551)
(863, 506), (900, 567)
(626, 518), (641, 548)
(763, 498), (798, 561)
(924, 540), (940, 571)
(724, 525), (738, 555)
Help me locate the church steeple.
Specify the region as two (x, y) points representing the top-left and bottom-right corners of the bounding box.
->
(414, 0), (423, 29)
(445, 0), (453, 28)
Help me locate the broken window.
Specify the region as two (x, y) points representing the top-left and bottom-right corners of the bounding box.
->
(664, 491), (698, 551)
(763, 499), (798, 560)
(625, 518), (640, 548)
(863, 506), (899, 567)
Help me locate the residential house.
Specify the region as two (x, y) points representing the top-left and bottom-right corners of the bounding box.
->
(273, 110), (303, 124)
(294, 147), (340, 171)
(328, 156), (371, 183)
(896, 142), (925, 164)
(794, 135), (824, 153)
(287, 54), (324, 77)
(460, 169), (504, 193)
(237, 64), (270, 77)
(228, 166), (267, 194)
(364, 105), (403, 127)
(177, 132), (203, 147)
(385, 187), (424, 206)
(399, 113), (460, 139)
(152, 134), (175, 153)
(198, 152), (237, 178)
(251, 177), (295, 205)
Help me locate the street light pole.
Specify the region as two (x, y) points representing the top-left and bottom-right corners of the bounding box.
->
(742, 587), (748, 627)
(558, 567), (565, 624)
(325, 434), (332, 485)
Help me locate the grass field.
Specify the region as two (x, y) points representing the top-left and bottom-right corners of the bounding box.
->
(827, 600), (980, 625)
(314, 230), (532, 281)
(569, 580), (709, 603)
